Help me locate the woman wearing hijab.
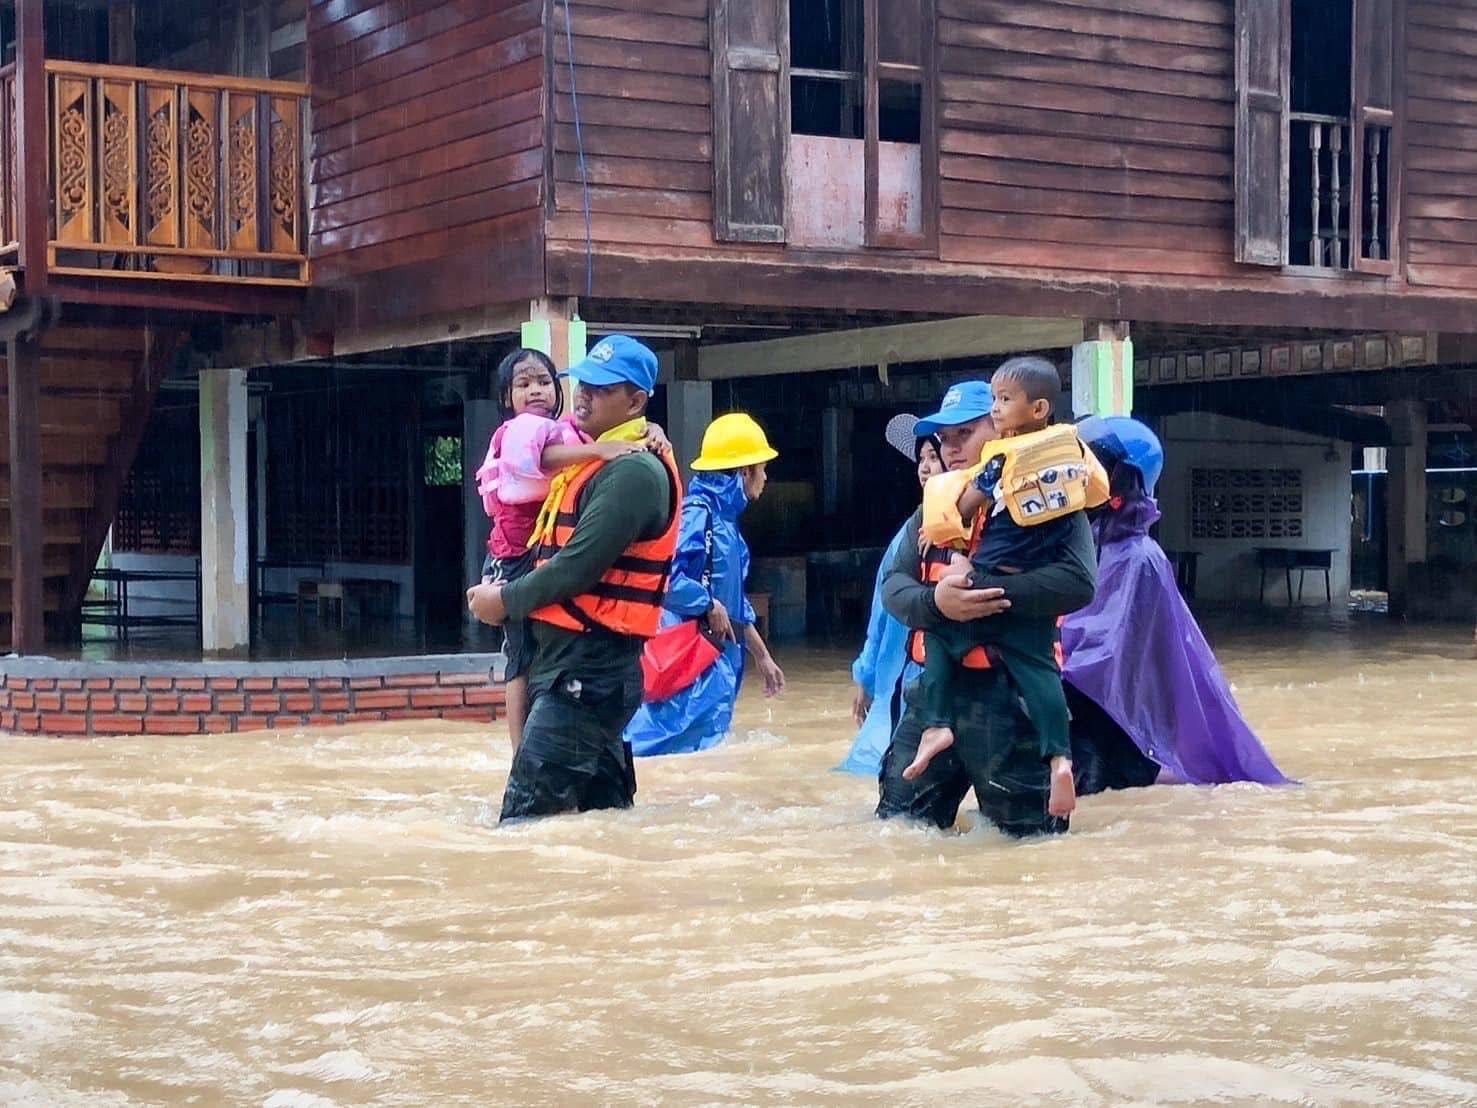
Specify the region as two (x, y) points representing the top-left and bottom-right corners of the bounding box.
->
(838, 415), (946, 777)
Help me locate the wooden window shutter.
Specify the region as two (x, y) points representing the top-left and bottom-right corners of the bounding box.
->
(1234, 0), (1291, 266)
(1352, 0), (1399, 274)
(712, 0), (788, 243)
(864, 0), (934, 250)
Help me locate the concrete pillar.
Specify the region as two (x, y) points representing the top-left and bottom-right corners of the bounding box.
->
(664, 341), (709, 479)
(1072, 320), (1133, 418)
(1383, 398), (1427, 619)
(526, 297), (586, 408)
(668, 381), (712, 479)
(464, 394), (499, 594)
(199, 368), (251, 653)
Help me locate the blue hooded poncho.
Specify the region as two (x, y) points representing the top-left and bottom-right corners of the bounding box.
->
(836, 520), (920, 777)
(625, 472), (755, 756)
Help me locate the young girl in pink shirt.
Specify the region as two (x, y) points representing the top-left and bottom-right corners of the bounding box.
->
(476, 348), (645, 747)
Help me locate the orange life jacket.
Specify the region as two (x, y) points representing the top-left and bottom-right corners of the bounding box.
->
(908, 545), (995, 669)
(907, 539), (1066, 670)
(529, 452), (683, 638)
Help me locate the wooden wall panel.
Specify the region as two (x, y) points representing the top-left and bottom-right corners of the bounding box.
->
(1405, 1), (1477, 290)
(936, 0), (1242, 279)
(548, 0), (720, 256)
(546, 0), (1255, 281)
(306, 0), (546, 298)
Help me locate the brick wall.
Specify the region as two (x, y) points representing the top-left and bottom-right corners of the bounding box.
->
(0, 656), (504, 737)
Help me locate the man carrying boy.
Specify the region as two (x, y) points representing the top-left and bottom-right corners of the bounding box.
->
(877, 371), (1098, 837)
(905, 357), (1108, 818)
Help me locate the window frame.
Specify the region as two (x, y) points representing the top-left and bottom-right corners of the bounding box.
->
(862, 0), (936, 251)
(1348, 0), (1401, 276)
(1234, 0), (1401, 276)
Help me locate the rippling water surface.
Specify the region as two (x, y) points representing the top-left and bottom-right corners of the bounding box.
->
(2, 623), (1475, 1106)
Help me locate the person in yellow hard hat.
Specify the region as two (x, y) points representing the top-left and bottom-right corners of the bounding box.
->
(625, 413), (786, 755)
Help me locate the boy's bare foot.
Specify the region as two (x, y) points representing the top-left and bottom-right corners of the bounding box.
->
(1048, 757), (1076, 819)
(905, 726), (956, 780)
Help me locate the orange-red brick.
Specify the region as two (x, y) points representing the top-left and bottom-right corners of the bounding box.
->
(40, 713), (88, 734)
(439, 673), (491, 687)
(145, 716), (203, 735)
(93, 715), (144, 734)
(354, 689), (409, 710)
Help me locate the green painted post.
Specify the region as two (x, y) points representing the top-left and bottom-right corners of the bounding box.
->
(1072, 334), (1133, 417)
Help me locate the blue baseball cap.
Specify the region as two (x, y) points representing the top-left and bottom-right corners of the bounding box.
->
(565, 334), (659, 393)
(916, 381), (994, 436)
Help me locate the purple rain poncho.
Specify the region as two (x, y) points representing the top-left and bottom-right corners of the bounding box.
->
(1060, 496), (1290, 787)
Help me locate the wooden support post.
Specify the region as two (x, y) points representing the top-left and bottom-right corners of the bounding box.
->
(1383, 398), (1427, 620)
(107, 0), (137, 65)
(463, 383), (500, 606)
(1072, 321), (1133, 418)
(7, 331), (44, 652)
(16, 0), (49, 287)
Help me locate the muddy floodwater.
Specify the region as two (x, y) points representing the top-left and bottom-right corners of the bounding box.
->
(2, 622), (1475, 1106)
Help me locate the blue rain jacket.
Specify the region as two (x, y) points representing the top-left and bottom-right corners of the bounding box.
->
(836, 520), (920, 777)
(626, 473), (755, 756)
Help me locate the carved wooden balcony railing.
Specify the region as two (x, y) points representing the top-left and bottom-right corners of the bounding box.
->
(44, 61), (307, 286)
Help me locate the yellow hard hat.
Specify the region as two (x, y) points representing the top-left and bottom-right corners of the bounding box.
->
(691, 413), (779, 472)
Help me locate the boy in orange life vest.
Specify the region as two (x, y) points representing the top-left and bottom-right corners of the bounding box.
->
(906, 358), (1108, 821)
(466, 336), (683, 823)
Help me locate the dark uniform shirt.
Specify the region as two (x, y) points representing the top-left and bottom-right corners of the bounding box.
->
(500, 452), (675, 699)
(882, 505), (1098, 758)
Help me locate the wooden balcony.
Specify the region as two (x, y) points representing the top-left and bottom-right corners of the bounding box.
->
(0, 60), (308, 288)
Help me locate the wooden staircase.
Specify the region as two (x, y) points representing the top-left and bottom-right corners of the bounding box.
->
(1, 325), (174, 649)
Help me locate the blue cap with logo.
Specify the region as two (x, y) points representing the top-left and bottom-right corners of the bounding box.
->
(565, 334), (659, 394)
(915, 380), (994, 436)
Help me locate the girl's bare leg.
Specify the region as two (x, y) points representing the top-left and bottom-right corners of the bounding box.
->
(505, 674), (529, 750)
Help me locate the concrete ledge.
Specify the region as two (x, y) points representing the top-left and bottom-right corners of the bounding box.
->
(0, 654), (504, 737)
